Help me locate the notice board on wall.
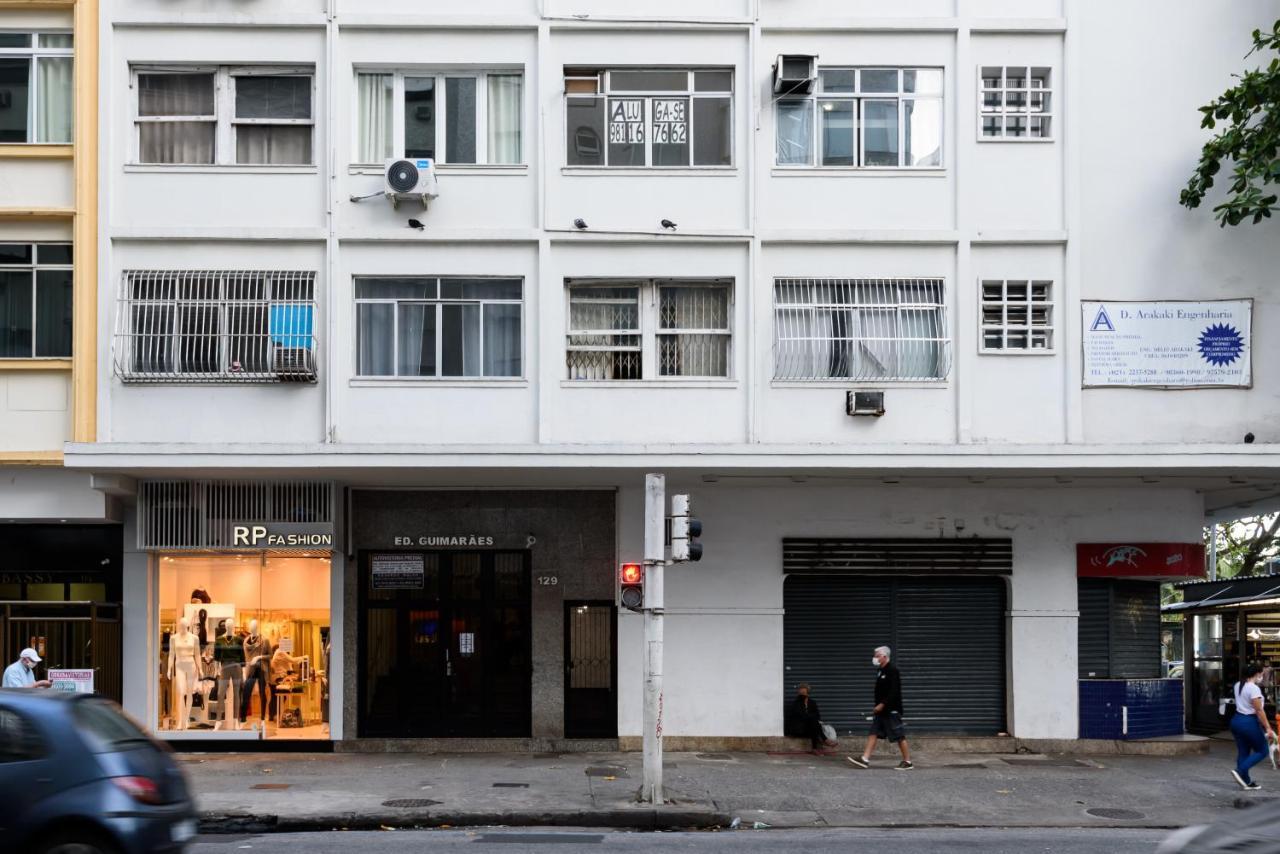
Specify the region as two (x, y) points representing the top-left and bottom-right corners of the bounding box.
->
(1081, 300), (1252, 388)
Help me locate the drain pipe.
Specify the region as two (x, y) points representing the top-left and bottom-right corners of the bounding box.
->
(323, 0), (338, 444)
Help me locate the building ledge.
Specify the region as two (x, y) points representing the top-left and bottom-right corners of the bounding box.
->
(0, 144), (73, 159)
(0, 450), (63, 466)
(0, 358), (72, 371)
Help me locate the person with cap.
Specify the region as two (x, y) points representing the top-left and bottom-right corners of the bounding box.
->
(3, 648), (51, 689)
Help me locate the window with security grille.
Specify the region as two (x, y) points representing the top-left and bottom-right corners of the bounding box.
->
(773, 278), (951, 381)
(0, 242), (72, 358)
(980, 279), (1053, 352)
(112, 270), (317, 383)
(566, 279), (731, 380)
(979, 66), (1052, 140)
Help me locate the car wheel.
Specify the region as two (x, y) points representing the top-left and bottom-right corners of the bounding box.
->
(38, 833), (119, 854)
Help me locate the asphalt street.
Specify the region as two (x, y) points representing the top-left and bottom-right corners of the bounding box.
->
(190, 827), (1170, 853)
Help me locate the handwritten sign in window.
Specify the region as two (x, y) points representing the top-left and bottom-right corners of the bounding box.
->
(609, 99), (644, 144)
(651, 99), (687, 144)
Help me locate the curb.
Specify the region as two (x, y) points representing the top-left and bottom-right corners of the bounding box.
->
(199, 808), (735, 834)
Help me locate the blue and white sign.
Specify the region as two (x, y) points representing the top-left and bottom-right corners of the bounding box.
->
(1082, 300), (1252, 388)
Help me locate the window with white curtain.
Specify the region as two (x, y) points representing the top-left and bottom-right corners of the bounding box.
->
(0, 32), (73, 144)
(773, 278), (951, 381)
(566, 279), (732, 380)
(775, 68), (942, 168)
(354, 70), (523, 165)
(132, 66), (314, 165)
(354, 277), (523, 379)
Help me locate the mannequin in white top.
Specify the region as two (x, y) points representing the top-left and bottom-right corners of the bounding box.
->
(167, 618), (201, 731)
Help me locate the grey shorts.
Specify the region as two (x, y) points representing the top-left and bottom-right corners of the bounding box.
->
(870, 711), (906, 743)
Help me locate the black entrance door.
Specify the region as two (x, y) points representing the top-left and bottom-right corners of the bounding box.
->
(564, 601), (616, 738)
(359, 550), (531, 737)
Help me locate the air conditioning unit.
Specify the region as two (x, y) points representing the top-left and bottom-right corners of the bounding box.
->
(847, 390), (885, 417)
(773, 54), (817, 95)
(273, 346), (316, 382)
(384, 157), (440, 209)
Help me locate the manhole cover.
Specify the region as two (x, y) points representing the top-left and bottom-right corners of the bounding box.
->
(382, 798), (441, 808)
(695, 753), (733, 761)
(585, 766), (630, 778)
(250, 783), (290, 790)
(1086, 808), (1145, 820)
(493, 782), (530, 788)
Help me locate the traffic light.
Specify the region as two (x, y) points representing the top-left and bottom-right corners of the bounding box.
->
(619, 562), (644, 611)
(670, 494), (703, 562)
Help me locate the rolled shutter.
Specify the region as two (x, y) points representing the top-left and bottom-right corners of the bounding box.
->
(1110, 582), (1160, 679)
(1078, 579), (1112, 678)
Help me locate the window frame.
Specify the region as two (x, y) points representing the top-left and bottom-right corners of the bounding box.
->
(564, 278), (734, 381)
(978, 278), (1055, 354)
(564, 68), (735, 169)
(0, 30), (74, 144)
(774, 67), (944, 170)
(0, 707), (47, 763)
(978, 65), (1053, 142)
(352, 275), (525, 380)
(130, 65), (316, 166)
(351, 68), (525, 167)
(0, 241), (73, 359)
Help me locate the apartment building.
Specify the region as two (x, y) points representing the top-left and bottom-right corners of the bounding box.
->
(53, 0), (1280, 749)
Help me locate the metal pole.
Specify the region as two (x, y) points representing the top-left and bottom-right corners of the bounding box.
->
(1209, 523), (1218, 581)
(641, 473), (665, 805)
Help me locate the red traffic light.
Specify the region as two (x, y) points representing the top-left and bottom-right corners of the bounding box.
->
(620, 563), (643, 584)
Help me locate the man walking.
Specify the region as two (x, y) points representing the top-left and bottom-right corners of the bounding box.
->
(2, 647), (51, 690)
(847, 645), (912, 770)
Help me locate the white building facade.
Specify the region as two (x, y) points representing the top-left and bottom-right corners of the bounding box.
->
(61, 0), (1280, 748)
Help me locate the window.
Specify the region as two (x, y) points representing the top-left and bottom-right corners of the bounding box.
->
(0, 31), (73, 144)
(354, 71), (523, 165)
(354, 277), (523, 378)
(980, 279), (1053, 352)
(776, 68), (942, 168)
(0, 708), (46, 762)
(112, 270), (317, 382)
(566, 279), (731, 380)
(979, 66), (1052, 139)
(773, 278), (950, 381)
(565, 69), (733, 167)
(134, 67), (314, 165)
(0, 242), (72, 358)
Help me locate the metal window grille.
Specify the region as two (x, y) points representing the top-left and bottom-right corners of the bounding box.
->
(657, 283), (730, 377)
(137, 480), (334, 550)
(113, 270), (318, 383)
(773, 278), (951, 381)
(980, 279), (1054, 352)
(566, 284), (642, 380)
(979, 66), (1052, 140)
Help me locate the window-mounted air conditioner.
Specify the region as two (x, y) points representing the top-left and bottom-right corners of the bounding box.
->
(273, 346), (316, 382)
(847, 390), (885, 417)
(773, 54), (817, 95)
(384, 157), (440, 209)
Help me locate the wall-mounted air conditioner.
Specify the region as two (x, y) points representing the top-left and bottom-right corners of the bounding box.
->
(384, 157), (440, 209)
(773, 54), (817, 95)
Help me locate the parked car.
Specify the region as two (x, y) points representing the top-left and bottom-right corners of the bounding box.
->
(1157, 800), (1280, 853)
(0, 689), (196, 854)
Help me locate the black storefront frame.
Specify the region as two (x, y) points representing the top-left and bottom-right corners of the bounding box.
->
(357, 549), (533, 738)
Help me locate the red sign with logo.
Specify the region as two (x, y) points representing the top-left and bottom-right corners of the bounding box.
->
(1076, 543), (1206, 579)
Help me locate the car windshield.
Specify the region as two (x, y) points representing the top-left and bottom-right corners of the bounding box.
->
(72, 698), (153, 752)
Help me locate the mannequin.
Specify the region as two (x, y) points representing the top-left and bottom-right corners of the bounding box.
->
(240, 619), (272, 727)
(212, 620), (244, 731)
(167, 618), (201, 731)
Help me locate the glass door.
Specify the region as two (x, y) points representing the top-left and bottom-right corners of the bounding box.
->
(564, 601), (616, 738)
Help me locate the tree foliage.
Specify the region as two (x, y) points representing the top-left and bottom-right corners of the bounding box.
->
(1206, 514), (1280, 578)
(1181, 22), (1280, 226)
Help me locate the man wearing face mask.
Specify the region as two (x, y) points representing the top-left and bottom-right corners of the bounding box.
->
(2, 648), (51, 689)
(847, 645), (912, 770)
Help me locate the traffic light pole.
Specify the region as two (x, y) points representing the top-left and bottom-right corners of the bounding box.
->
(641, 472), (665, 805)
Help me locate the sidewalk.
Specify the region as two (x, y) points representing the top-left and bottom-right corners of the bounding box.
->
(187, 741), (1277, 834)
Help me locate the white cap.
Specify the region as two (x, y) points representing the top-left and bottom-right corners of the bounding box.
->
(19, 647), (41, 663)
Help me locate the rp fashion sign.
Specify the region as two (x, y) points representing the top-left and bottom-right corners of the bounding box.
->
(1082, 300), (1251, 388)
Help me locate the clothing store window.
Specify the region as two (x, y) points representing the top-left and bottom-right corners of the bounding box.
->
(156, 555), (331, 739)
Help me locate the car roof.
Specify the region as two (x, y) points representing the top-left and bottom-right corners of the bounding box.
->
(0, 688), (96, 706)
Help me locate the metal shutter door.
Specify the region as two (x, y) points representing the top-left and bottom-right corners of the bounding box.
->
(1078, 579), (1112, 678)
(784, 575), (1007, 736)
(1109, 582), (1160, 679)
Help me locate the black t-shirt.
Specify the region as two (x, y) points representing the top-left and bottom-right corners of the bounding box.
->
(874, 662), (904, 714)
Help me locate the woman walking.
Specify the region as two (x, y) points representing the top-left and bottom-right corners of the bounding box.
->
(1230, 663), (1276, 790)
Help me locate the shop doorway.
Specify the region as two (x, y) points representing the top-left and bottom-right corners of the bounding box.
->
(359, 550), (532, 738)
(564, 601), (616, 739)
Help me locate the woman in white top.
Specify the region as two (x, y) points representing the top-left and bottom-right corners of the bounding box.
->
(1230, 663), (1276, 790)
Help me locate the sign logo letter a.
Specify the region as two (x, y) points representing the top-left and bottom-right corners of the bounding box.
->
(1091, 306), (1115, 332)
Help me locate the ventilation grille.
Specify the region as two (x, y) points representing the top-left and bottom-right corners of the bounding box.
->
(783, 538), (1013, 576)
(137, 481), (334, 551)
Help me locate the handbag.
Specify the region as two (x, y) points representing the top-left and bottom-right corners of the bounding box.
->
(820, 722), (837, 744)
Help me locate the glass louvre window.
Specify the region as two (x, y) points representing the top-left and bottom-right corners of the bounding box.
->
(565, 279), (732, 380)
(776, 68), (942, 168)
(354, 277), (523, 379)
(0, 32), (73, 143)
(0, 242), (72, 358)
(980, 66), (1052, 139)
(113, 271), (318, 382)
(354, 71), (523, 165)
(980, 279), (1053, 352)
(773, 278), (951, 381)
(565, 69), (733, 167)
(134, 67), (315, 165)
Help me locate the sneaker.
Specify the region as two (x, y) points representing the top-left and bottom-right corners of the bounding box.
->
(846, 756), (870, 769)
(1247, 781), (1262, 790)
(895, 761), (914, 771)
(1231, 770), (1250, 790)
